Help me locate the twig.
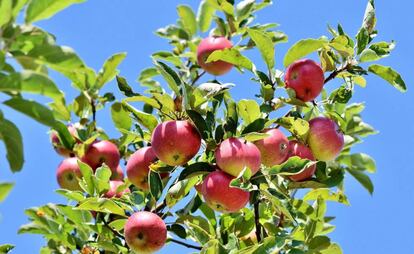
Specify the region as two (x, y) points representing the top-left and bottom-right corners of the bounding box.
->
(191, 71), (206, 86)
(324, 63), (351, 84)
(169, 238), (202, 250)
(254, 201), (262, 243)
(101, 214), (125, 240)
(153, 199), (167, 215)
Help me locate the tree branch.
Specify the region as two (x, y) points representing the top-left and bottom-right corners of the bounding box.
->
(169, 238), (202, 250)
(324, 63), (351, 84)
(100, 214), (125, 240)
(254, 201), (262, 243)
(191, 70), (206, 86)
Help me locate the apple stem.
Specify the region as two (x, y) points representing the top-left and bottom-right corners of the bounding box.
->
(254, 201), (262, 243)
(169, 238), (202, 250)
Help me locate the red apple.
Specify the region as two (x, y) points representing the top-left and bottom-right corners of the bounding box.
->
(201, 171), (250, 213)
(307, 117), (344, 161)
(215, 137), (261, 177)
(126, 147), (158, 190)
(254, 129), (289, 167)
(56, 157), (82, 191)
(151, 120), (201, 166)
(197, 36), (233, 75)
(81, 140), (120, 172)
(287, 141), (316, 182)
(124, 211), (167, 253)
(104, 180), (130, 198)
(285, 59), (324, 102)
(50, 125), (78, 157)
(111, 165), (124, 180)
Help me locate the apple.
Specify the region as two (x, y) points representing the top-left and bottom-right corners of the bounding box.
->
(56, 157), (82, 191)
(124, 211), (167, 253)
(201, 170), (250, 213)
(307, 117), (344, 161)
(81, 140), (120, 172)
(287, 140), (316, 182)
(197, 36), (233, 75)
(254, 129), (289, 167)
(50, 125), (78, 157)
(285, 59), (325, 102)
(151, 120), (201, 166)
(104, 180), (130, 198)
(127, 147), (159, 190)
(111, 165), (124, 180)
(215, 137), (261, 177)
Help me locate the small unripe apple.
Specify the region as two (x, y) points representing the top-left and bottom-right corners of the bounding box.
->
(307, 117), (344, 161)
(285, 59), (324, 102)
(197, 36), (233, 75)
(201, 171), (250, 213)
(287, 140), (316, 182)
(151, 120), (201, 166)
(124, 211), (167, 253)
(104, 180), (130, 198)
(56, 157), (82, 191)
(215, 137), (261, 177)
(254, 129), (289, 167)
(81, 140), (120, 172)
(111, 165), (124, 181)
(50, 125), (78, 157)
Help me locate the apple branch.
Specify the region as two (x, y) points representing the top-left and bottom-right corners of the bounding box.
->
(169, 238), (202, 250)
(254, 201), (262, 243)
(324, 63), (351, 84)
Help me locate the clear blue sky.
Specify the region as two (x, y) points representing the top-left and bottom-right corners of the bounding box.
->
(0, 1), (413, 253)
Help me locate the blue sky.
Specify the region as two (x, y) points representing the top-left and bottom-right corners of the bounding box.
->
(0, 0), (413, 253)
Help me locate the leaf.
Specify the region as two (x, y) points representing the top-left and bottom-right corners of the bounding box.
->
(320, 243), (343, 254)
(283, 38), (327, 67)
(148, 171), (162, 200)
(247, 28), (275, 70)
(304, 189), (350, 205)
(337, 153), (376, 173)
(94, 165), (112, 195)
(95, 52), (126, 89)
(187, 110), (209, 139)
(166, 177), (199, 207)
(0, 244), (14, 253)
(0, 182), (14, 202)
(0, 71), (63, 101)
(361, 0), (376, 34)
(275, 117), (309, 140)
(360, 41), (395, 62)
(77, 160), (94, 195)
(4, 98), (55, 126)
(368, 64), (407, 92)
(77, 198), (126, 216)
(111, 102), (132, 131)
(168, 224), (187, 239)
(108, 219), (127, 231)
(236, 0), (255, 21)
(123, 103), (158, 132)
(177, 5), (197, 36)
(0, 118), (24, 172)
(268, 156), (314, 176)
(154, 61), (181, 95)
(25, 0), (86, 23)
(206, 48), (254, 71)
(178, 162), (214, 181)
(243, 132), (270, 142)
(116, 76), (139, 97)
(346, 167), (374, 194)
(0, 0), (12, 27)
(197, 0), (215, 32)
(237, 99), (261, 125)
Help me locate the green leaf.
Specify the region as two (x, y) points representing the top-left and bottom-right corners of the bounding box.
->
(154, 61), (181, 95)
(236, 0), (255, 21)
(275, 117), (309, 140)
(178, 162), (214, 181)
(361, 0), (376, 34)
(123, 103), (158, 132)
(360, 41), (395, 62)
(337, 153), (376, 173)
(268, 156), (314, 176)
(95, 52), (126, 89)
(166, 177), (199, 207)
(237, 99), (261, 125)
(197, 0), (215, 32)
(4, 98), (55, 126)
(356, 27), (369, 55)
(108, 219), (127, 231)
(243, 132), (270, 142)
(177, 5), (197, 37)
(304, 189), (350, 205)
(0, 0), (13, 27)
(148, 171), (163, 200)
(77, 197), (126, 216)
(0, 71), (63, 101)
(0, 244), (14, 253)
(111, 102), (132, 131)
(25, 0), (86, 23)
(346, 167), (374, 194)
(247, 28), (275, 70)
(94, 165), (112, 195)
(187, 110), (209, 139)
(206, 48), (254, 71)
(0, 182), (14, 202)
(329, 35), (354, 57)
(283, 38), (327, 67)
(368, 64), (407, 92)
(116, 76), (139, 97)
(320, 243), (343, 254)
(169, 224), (187, 239)
(0, 118), (24, 172)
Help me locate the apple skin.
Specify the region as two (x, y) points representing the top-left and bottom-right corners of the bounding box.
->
(287, 141), (316, 182)
(56, 157), (83, 191)
(285, 59), (324, 102)
(197, 36), (233, 76)
(215, 137), (261, 177)
(307, 117), (344, 161)
(104, 180), (130, 198)
(151, 120), (201, 166)
(50, 125), (78, 157)
(254, 129), (289, 167)
(124, 211), (167, 254)
(201, 171), (250, 213)
(81, 140), (120, 172)
(111, 165), (124, 181)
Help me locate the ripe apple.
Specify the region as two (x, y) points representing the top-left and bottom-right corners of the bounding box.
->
(124, 211), (167, 253)
(254, 129), (289, 167)
(50, 125), (78, 157)
(104, 180), (130, 198)
(215, 137), (261, 177)
(56, 157), (82, 191)
(81, 140), (120, 172)
(151, 120), (201, 166)
(111, 165), (124, 180)
(287, 140), (316, 182)
(197, 36), (233, 75)
(285, 59), (325, 102)
(201, 171), (250, 213)
(307, 117), (344, 161)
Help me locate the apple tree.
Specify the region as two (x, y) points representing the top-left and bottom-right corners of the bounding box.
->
(0, 0), (407, 253)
